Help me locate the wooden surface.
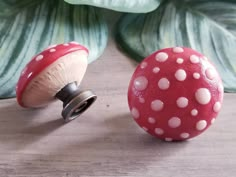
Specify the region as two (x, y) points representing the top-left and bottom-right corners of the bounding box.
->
(0, 12), (236, 177)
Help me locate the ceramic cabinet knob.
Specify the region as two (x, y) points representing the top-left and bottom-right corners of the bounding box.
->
(128, 47), (224, 141)
(16, 42), (97, 122)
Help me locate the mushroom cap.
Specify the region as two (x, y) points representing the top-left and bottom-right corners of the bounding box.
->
(128, 47), (224, 141)
(16, 42), (89, 108)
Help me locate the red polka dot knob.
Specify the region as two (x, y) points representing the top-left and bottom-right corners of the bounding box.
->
(16, 42), (97, 122)
(128, 47), (224, 141)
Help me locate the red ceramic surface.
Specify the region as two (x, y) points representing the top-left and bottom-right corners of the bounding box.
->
(128, 47), (224, 141)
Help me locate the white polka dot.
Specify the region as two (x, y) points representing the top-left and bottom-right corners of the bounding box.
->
(180, 133), (190, 139)
(165, 138), (173, 142)
(155, 52), (168, 62)
(173, 47), (184, 53)
(176, 97), (188, 108)
(134, 76), (148, 91)
(195, 88), (211, 105)
(205, 68), (216, 80)
(190, 55), (200, 64)
(131, 107), (140, 119)
(191, 109), (198, 116)
(27, 72), (33, 78)
(63, 43), (69, 46)
(211, 118), (216, 124)
(218, 84), (224, 93)
(168, 117), (181, 128)
(142, 127), (148, 131)
(213, 102), (221, 113)
(70, 41), (79, 44)
(152, 67), (160, 73)
(218, 85), (224, 101)
(140, 62), (148, 69)
(139, 97), (145, 103)
(175, 69), (187, 81)
(155, 128), (164, 135)
(35, 55), (44, 61)
(158, 78), (170, 90)
(50, 48), (56, 52)
(193, 73), (200, 79)
(196, 120), (207, 131)
(151, 100), (164, 111)
(148, 117), (156, 124)
(176, 58), (184, 64)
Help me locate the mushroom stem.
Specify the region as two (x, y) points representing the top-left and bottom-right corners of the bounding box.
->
(55, 82), (97, 122)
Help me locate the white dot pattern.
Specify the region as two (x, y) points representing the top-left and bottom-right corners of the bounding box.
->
(50, 49), (56, 52)
(175, 69), (187, 81)
(176, 58), (184, 64)
(176, 97), (188, 108)
(129, 47), (221, 141)
(158, 78), (170, 90)
(205, 68), (216, 80)
(134, 76), (148, 91)
(35, 55), (44, 61)
(193, 73), (200, 79)
(196, 120), (207, 131)
(168, 117), (181, 128)
(190, 55), (200, 63)
(140, 62), (148, 69)
(151, 100), (164, 111)
(131, 107), (139, 119)
(218, 85), (224, 93)
(173, 47), (184, 53)
(155, 128), (164, 135)
(213, 102), (221, 113)
(195, 88), (211, 105)
(152, 67), (160, 73)
(148, 117), (156, 124)
(191, 109), (198, 116)
(139, 97), (145, 103)
(211, 118), (216, 124)
(180, 133), (190, 139)
(155, 52), (168, 62)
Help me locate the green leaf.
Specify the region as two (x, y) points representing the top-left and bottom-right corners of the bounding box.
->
(185, 0), (236, 36)
(116, 0), (236, 92)
(64, 0), (162, 13)
(0, 0), (41, 16)
(0, 0), (108, 98)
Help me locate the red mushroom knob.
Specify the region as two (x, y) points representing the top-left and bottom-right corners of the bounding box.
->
(16, 42), (97, 122)
(128, 47), (224, 141)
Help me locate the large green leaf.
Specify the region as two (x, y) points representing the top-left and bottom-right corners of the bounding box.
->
(116, 0), (236, 92)
(0, 0), (108, 98)
(64, 0), (162, 13)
